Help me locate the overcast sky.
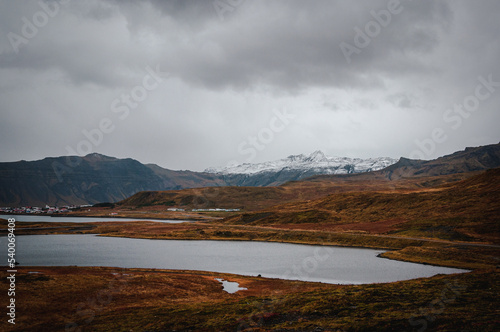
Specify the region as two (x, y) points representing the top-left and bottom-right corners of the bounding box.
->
(1, 0), (499, 171)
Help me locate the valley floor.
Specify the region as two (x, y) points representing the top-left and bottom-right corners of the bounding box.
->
(2, 218), (499, 331)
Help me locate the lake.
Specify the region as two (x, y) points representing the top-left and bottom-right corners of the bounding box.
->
(0, 214), (189, 223)
(2, 234), (469, 284)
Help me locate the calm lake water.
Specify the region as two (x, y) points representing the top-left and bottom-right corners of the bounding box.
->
(3, 234), (469, 284)
(0, 214), (188, 223)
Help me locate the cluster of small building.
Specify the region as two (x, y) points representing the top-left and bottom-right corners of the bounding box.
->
(191, 208), (241, 212)
(167, 207), (240, 212)
(0, 204), (93, 214)
(2, 205), (241, 215)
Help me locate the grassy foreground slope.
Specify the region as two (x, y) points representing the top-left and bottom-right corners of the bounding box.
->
(2, 266), (498, 332)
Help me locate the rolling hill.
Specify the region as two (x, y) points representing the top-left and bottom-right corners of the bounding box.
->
(117, 143), (500, 213)
(223, 168), (500, 243)
(0, 151), (398, 206)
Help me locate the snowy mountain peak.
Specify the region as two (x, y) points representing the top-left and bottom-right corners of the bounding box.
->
(205, 152), (398, 176)
(304, 150), (327, 162)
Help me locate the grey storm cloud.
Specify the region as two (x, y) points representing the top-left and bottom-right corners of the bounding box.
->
(1, 0), (456, 91)
(0, 0), (499, 170)
(148, 0), (454, 91)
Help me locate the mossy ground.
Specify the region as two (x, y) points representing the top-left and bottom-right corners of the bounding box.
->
(1, 267), (498, 331)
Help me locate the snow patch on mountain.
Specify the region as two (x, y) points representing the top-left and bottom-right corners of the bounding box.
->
(205, 151), (398, 175)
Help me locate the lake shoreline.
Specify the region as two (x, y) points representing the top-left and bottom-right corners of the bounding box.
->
(2, 265), (497, 331)
(13, 234), (468, 285)
(3, 218), (498, 270)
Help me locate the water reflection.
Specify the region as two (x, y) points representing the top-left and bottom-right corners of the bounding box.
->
(6, 234), (469, 284)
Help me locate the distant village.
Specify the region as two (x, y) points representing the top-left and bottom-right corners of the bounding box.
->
(1, 205), (240, 214)
(168, 208), (240, 212)
(0, 205), (93, 214)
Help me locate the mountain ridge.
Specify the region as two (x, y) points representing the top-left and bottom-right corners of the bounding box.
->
(301, 143), (500, 183)
(1, 143), (499, 206)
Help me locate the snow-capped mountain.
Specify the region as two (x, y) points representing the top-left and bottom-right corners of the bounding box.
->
(205, 151), (398, 176)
